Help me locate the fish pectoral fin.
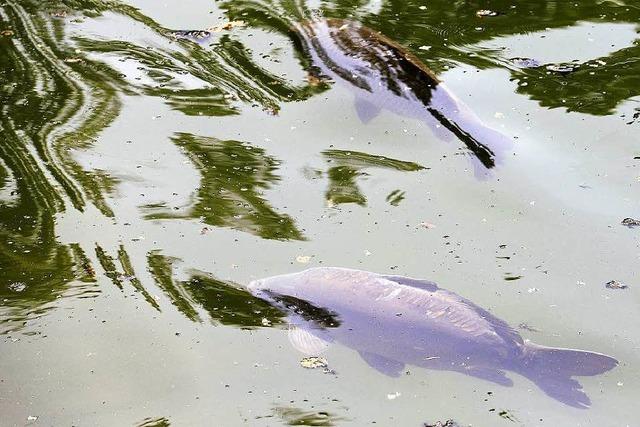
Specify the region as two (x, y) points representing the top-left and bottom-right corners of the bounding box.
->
(464, 367), (513, 387)
(358, 351), (405, 377)
(287, 325), (331, 355)
(354, 97), (381, 124)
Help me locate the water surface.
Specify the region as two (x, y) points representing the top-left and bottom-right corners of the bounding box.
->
(1, 0), (639, 425)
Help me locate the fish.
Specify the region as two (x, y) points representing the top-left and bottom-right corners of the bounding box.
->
(248, 267), (618, 408)
(297, 19), (513, 177)
(171, 18), (512, 176)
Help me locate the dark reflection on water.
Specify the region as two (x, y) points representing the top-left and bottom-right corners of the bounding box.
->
(147, 252), (202, 322)
(184, 274), (286, 327)
(144, 133), (304, 241)
(273, 407), (346, 426)
(89, 249), (286, 327)
(0, 0), (636, 342)
(0, 0), (109, 332)
(514, 50), (640, 115)
(147, 252), (286, 327)
(225, 0), (640, 116)
(0, 0), (634, 423)
(323, 150), (425, 206)
(135, 416), (171, 427)
(93, 244), (160, 309)
(0, 0), (317, 326)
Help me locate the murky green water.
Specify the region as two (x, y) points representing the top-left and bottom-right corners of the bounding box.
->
(1, 0), (639, 425)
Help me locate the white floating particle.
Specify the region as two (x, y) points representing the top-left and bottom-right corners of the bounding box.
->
(296, 255), (311, 264)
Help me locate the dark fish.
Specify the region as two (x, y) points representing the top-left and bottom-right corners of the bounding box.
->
(297, 19), (513, 177)
(248, 267), (618, 408)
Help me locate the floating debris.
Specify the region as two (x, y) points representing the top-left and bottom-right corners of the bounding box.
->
(424, 420), (460, 427)
(64, 57), (83, 64)
(518, 323), (540, 332)
(8, 282), (26, 293)
(172, 30), (211, 41)
(510, 57), (541, 69)
(420, 221), (437, 229)
(498, 409), (517, 421)
(621, 217), (640, 228)
(300, 356), (328, 369)
(386, 189), (405, 206)
(208, 20), (246, 32)
(135, 416), (171, 427)
(262, 105), (280, 116)
(1, 29), (14, 37)
(546, 63), (579, 74)
(274, 407), (345, 426)
(605, 280), (628, 290)
(386, 391), (401, 400)
(476, 9), (499, 17)
(305, 73), (324, 87)
(296, 255), (311, 264)
(418, 45), (431, 51)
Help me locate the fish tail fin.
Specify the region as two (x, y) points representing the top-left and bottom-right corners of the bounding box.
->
(522, 343), (618, 377)
(518, 343), (618, 408)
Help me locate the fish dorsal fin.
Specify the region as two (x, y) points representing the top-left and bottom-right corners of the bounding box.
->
(354, 97), (381, 124)
(288, 325), (331, 355)
(381, 275), (439, 292)
(358, 351), (405, 377)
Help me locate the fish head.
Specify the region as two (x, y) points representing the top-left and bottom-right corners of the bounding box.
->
(248, 269), (342, 329)
(247, 271), (303, 300)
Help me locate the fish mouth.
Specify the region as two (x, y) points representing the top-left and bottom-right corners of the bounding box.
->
(247, 279), (266, 295)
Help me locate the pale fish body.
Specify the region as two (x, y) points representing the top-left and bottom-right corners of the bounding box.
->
(248, 267), (617, 408)
(298, 19), (513, 177)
